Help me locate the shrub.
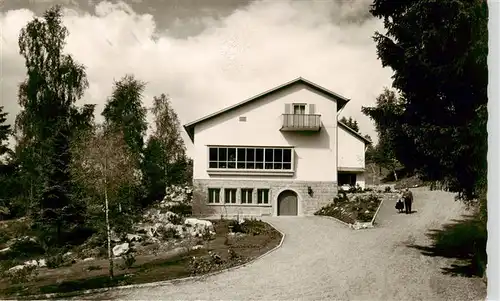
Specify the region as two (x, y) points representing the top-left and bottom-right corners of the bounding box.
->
(86, 265), (101, 271)
(241, 219), (267, 236)
(4, 237), (45, 260)
(5, 265), (39, 284)
(0, 230), (9, 245)
(46, 253), (64, 269)
(334, 193), (349, 204)
(228, 220), (244, 233)
(188, 252), (224, 275)
(157, 226), (180, 241)
(167, 213), (184, 225)
(228, 248), (241, 262)
(0, 259), (16, 272)
(121, 253), (136, 270)
(384, 186), (391, 193)
(201, 226), (213, 241)
(167, 204), (192, 217)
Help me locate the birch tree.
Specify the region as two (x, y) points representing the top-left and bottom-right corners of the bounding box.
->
(71, 125), (137, 279)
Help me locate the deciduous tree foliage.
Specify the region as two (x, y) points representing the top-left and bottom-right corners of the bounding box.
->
(101, 74), (147, 211)
(15, 5), (94, 247)
(362, 89), (404, 181)
(142, 94), (190, 205)
(71, 125), (137, 279)
(367, 0), (487, 201)
(102, 75), (147, 165)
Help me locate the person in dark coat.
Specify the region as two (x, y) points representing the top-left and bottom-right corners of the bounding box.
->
(403, 188), (414, 214)
(395, 198), (404, 213)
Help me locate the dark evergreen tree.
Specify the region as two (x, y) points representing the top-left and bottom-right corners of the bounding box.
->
(16, 5), (93, 248)
(367, 0), (487, 201)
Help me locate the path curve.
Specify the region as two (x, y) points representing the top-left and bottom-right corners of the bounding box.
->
(95, 188), (486, 300)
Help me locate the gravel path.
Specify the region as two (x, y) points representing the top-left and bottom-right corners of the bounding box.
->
(98, 188), (486, 301)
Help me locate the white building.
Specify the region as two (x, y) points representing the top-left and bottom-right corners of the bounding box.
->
(183, 77), (371, 217)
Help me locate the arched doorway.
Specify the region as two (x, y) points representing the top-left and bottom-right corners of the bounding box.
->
(277, 190), (298, 216)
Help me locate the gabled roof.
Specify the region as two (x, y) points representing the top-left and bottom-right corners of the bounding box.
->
(183, 77), (351, 142)
(338, 121), (372, 145)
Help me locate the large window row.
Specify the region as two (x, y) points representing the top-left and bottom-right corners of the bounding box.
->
(208, 188), (270, 205)
(208, 147), (293, 170)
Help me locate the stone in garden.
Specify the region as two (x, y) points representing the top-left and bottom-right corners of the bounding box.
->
(37, 259), (47, 267)
(113, 242), (130, 257)
(184, 218), (215, 237)
(192, 245), (203, 250)
(8, 265), (25, 272)
(110, 230), (121, 243)
(126, 234), (142, 242)
(23, 258), (46, 267)
(83, 257), (95, 262)
(24, 259), (38, 266)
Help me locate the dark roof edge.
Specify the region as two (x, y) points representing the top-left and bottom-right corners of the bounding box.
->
(183, 77), (351, 142)
(338, 121), (372, 145)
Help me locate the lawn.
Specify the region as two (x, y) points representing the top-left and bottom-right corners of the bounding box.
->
(0, 219), (282, 299)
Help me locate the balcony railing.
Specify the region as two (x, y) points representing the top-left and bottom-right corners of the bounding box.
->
(281, 114), (321, 132)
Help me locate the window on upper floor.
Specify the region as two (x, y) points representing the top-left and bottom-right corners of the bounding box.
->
(208, 146), (293, 171)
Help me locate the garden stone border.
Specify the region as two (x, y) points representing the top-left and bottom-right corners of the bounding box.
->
(318, 198), (385, 230)
(20, 221), (286, 300)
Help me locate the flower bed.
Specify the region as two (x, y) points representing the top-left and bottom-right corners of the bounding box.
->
(314, 193), (383, 226)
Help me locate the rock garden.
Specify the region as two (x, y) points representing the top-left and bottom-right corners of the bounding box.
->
(0, 186), (282, 299)
(315, 186), (399, 229)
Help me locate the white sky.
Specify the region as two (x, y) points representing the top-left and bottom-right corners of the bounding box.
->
(0, 0), (393, 158)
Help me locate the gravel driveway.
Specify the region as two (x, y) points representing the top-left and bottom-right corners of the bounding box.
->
(98, 188), (486, 301)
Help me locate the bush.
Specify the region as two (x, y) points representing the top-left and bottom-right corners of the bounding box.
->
(121, 253), (136, 270)
(384, 186), (391, 193)
(167, 213), (184, 225)
(241, 219), (267, 236)
(4, 265), (39, 284)
(228, 220), (244, 233)
(46, 253), (64, 269)
(188, 251), (224, 275)
(157, 226), (180, 240)
(0, 259), (16, 272)
(2, 237), (45, 260)
(167, 204), (192, 217)
(86, 265), (101, 271)
(228, 248), (241, 262)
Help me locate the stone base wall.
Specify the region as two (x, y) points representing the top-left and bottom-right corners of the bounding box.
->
(192, 179), (337, 218)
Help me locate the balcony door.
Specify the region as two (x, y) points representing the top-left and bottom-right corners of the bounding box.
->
(293, 104), (306, 115)
(293, 104), (306, 127)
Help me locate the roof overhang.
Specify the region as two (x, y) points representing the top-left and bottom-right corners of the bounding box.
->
(183, 77), (351, 142)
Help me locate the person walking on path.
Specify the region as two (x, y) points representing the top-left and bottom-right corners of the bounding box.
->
(403, 188), (414, 214)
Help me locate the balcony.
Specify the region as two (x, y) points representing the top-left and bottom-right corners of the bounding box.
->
(281, 114), (321, 132)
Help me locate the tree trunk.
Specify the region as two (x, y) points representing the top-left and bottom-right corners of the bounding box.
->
(370, 165), (377, 185)
(104, 159), (114, 279)
(393, 169), (398, 181)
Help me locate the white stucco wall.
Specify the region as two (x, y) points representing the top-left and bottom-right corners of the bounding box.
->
(337, 125), (366, 170)
(191, 83), (338, 182)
